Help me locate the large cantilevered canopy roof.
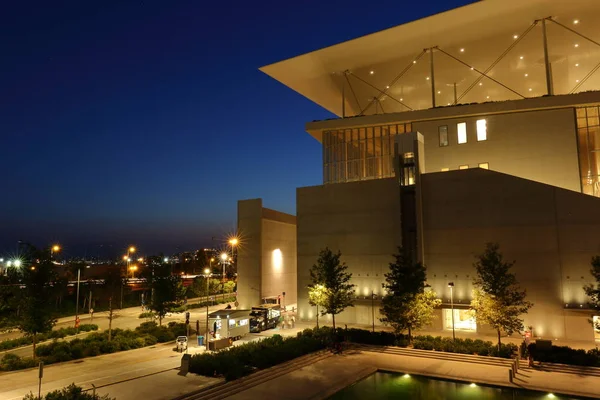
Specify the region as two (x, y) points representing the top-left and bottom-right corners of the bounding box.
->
(260, 0), (600, 117)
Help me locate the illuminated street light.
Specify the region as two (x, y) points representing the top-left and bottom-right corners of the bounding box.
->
(228, 238), (239, 246)
(129, 264), (138, 279)
(123, 255), (128, 261)
(220, 253), (228, 261)
(13, 260), (21, 268)
(6, 261), (12, 267)
(448, 282), (455, 341)
(129, 246), (136, 253)
(30, 266), (35, 271)
(203, 267), (211, 351)
(51, 245), (61, 257)
(164, 257), (169, 263)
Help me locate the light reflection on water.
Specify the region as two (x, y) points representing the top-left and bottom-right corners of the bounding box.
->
(328, 372), (591, 400)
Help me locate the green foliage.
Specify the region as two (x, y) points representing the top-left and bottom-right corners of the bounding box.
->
(529, 343), (600, 367)
(470, 243), (532, 350)
(16, 244), (60, 356)
(308, 248), (355, 329)
(188, 328), (328, 381)
(584, 256), (600, 330)
(380, 248), (440, 340)
(146, 264), (184, 325)
(1, 323), (187, 372)
(23, 383), (114, 400)
(0, 325), (98, 351)
(138, 312), (155, 319)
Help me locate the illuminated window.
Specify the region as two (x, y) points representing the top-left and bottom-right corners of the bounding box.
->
(459, 165), (469, 170)
(439, 125), (449, 147)
(476, 119), (487, 141)
(457, 122), (467, 144)
(443, 309), (477, 331)
(441, 168), (449, 172)
(594, 316), (600, 340)
(478, 162), (489, 169)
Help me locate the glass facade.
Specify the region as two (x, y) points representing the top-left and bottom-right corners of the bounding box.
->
(443, 308), (477, 331)
(322, 123), (412, 184)
(576, 106), (600, 196)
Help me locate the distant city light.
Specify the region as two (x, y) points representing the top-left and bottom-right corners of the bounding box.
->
(13, 260), (21, 268)
(220, 252), (228, 261)
(164, 257), (169, 263)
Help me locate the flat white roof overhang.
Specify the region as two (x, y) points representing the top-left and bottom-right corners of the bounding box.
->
(260, 0), (600, 125)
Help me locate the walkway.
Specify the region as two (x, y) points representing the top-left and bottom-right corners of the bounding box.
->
(222, 348), (600, 399)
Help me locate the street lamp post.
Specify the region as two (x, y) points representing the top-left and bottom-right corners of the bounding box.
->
(448, 282), (455, 341)
(204, 267), (210, 351)
(50, 245), (60, 259)
(220, 253), (228, 301)
(75, 265), (90, 333)
(371, 290), (375, 333)
(121, 246), (135, 309)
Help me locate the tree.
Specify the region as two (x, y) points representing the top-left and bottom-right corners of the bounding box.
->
(307, 284), (327, 329)
(380, 248), (440, 341)
(583, 256), (600, 334)
(99, 266), (124, 341)
(308, 248), (355, 330)
(146, 263), (184, 325)
(470, 243), (532, 351)
(17, 244), (58, 358)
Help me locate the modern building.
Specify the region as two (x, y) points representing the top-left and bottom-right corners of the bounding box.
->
(238, 0), (600, 343)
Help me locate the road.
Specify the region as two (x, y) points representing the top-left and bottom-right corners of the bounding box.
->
(0, 331), (273, 400)
(0, 297), (234, 359)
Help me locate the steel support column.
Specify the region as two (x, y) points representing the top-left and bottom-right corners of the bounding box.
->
(542, 18), (554, 96)
(341, 75), (346, 118)
(429, 48), (436, 108)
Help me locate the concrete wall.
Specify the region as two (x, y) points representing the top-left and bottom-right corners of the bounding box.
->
(296, 178), (402, 326)
(236, 199), (297, 310)
(421, 169), (600, 341)
(413, 108), (580, 192)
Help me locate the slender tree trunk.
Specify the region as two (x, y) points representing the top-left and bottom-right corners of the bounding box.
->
(159, 315), (163, 326)
(408, 326), (412, 343)
(32, 333), (36, 359)
(316, 305), (319, 329)
(332, 314), (336, 331)
(497, 329), (502, 353)
(108, 297), (113, 342)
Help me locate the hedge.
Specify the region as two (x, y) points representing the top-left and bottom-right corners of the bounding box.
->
(23, 383), (113, 400)
(340, 328), (516, 358)
(0, 322), (191, 372)
(529, 343), (600, 367)
(189, 327), (331, 381)
(0, 325), (99, 351)
(186, 296), (236, 310)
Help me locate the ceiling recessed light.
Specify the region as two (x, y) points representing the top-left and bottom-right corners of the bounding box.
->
(370, 70), (374, 75)
(576, 79), (580, 83)
(486, 96), (490, 99)
(576, 63), (580, 67)
(575, 43), (580, 48)
(470, 67), (474, 71)
(413, 60), (417, 64)
(529, 88), (533, 92)
(513, 34), (519, 39)
(400, 98), (404, 101)
(520, 56), (524, 60)
(447, 102), (451, 105)
(426, 77), (430, 80)
(386, 85), (390, 89)
(479, 82), (483, 86)
(437, 90), (441, 94)
(460, 48), (465, 52)
(524, 73), (528, 77)
(574, 19), (580, 24)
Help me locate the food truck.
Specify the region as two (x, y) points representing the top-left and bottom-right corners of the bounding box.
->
(208, 309), (251, 342)
(249, 304), (281, 333)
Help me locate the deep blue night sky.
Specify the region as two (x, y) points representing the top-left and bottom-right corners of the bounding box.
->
(0, 0), (473, 257)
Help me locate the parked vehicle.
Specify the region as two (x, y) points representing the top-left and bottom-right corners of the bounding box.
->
(176, 336), (188, 352)
(208, 309), (251, 341)
(249, 304), (281, 333)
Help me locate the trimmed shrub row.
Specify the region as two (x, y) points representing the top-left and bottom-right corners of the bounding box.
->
(340, 328), (516, 358)
(529, 343), (600, 367)
(186, 296), (236, 310)
(23, 383), (114, 399)
(0, 322), (190, 372)
(189, 327), (331, 381)
(0, 324), (98, 351)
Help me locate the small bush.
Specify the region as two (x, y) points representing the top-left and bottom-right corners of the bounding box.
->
(139, 312), (155, 319)
(531, 343), (600, 367)
(23, 383), (114, 399)
(0, 324), (99, 351)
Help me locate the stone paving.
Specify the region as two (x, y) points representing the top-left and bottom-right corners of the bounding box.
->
(225, 349), (600, 399)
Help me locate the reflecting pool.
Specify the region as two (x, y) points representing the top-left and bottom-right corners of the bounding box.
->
(329, 372), (592, 400)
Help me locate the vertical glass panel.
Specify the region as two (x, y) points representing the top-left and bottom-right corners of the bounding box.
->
(406, 123), (412, 132)
(389, 124), (397, 135)
(439, 125), (449, 147)
(397, 124), (405, 134)
(479, 162), (489, 169)
(360, 127), (366, 140)
(576, 108), (587, 118)
(476, 119), (487, 141)
(459, 165), (469, 170)
(457, 122), (467, 144)
(367, 127), (373, 138)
